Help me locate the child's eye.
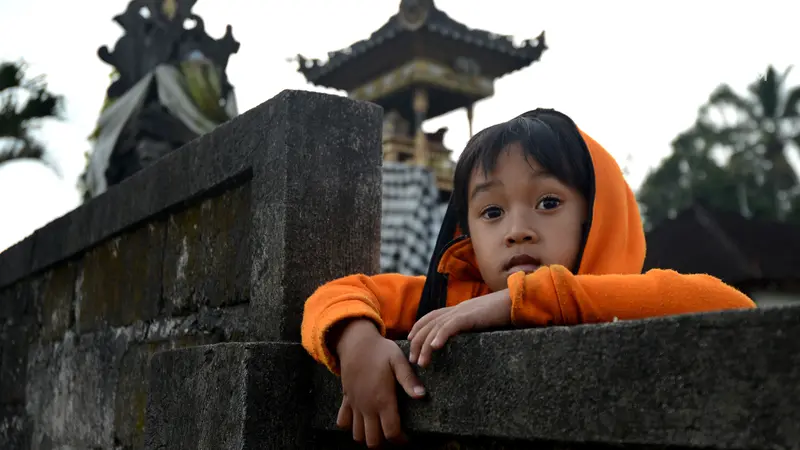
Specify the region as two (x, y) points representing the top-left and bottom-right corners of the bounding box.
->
(480, 206), (503, 220)
(536, 195), (561, 210)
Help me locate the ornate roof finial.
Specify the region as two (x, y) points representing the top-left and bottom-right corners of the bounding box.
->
(398, 0), (433, 30)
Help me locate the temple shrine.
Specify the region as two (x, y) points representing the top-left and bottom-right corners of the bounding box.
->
(82, 0), (239, 198)
(296, 0), (547, 197)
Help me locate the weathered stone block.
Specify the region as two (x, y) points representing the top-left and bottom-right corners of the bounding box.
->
(0, 404), (31, 450)
(0, 323), (32, 404)
(246, 90), (383, 342)
(115, 333), (224, 449)
(38, 262), (77, 342)
(26, 330), (128, 449)
(162, 182), (251, 315)
(0, 285), (21, 323)
(0, 233), (34, 289)
(308, 431), (638, 449)
(310, 306), (800, 449)
(0, 276), (38, 324)
(77, 222), (165, 332)
(145, 342), (313, 450)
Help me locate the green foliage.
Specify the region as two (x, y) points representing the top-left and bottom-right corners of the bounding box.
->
(638, 65), (800, 230)
(0, 60), (63, 171)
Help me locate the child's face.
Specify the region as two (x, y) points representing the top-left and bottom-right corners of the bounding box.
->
(466, 143), (588, 292)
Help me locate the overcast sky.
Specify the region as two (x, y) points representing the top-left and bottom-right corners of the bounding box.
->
(0, 0), (798, 252)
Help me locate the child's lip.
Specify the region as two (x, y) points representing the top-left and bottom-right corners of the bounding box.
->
(503, 254), (541, 272)
(507, 264), (540, 274)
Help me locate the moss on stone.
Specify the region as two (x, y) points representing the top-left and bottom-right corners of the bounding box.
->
(162, 183), (251, 315)
(39, 262), (76, 342)
(78, 222), (166, 332)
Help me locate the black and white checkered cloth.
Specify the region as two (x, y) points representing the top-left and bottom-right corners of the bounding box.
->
(381, 162), (448, 275)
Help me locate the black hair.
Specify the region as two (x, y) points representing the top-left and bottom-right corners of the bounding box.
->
(416, 108), (596, 320)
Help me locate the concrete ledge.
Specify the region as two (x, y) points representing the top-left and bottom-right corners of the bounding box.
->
(147, 306), (800, 448)
(311, 306), (800, 448)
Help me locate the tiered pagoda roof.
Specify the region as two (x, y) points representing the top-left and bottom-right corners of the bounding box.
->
(295, 0), (546, 121)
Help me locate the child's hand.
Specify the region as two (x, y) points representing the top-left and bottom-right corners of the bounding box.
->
(408, 289), (512, 367)
(335, 320), (426, 447)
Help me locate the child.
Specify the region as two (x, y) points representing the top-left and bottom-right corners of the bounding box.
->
(301, 109), (756, 447)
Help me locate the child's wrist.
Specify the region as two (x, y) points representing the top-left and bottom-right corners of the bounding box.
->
(333, 319), (381, 358)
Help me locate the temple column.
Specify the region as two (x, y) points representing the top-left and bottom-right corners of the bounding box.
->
(412, 88), (429, 166)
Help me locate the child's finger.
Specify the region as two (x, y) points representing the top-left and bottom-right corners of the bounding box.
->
(380, 403), (408, 445)
(418, 321), (444, 368)
(336, 395), (353, 429)
(390, 351), (426, 398)
(409, 318), (440, 364)
(352, 410), (365, 443)
(408, 308), (447, 341)
(364, 414), (383, 448)
(430, 317), (460, 349)
(408, 330), (425, 364)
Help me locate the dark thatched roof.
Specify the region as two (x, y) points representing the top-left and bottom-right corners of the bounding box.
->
(644, 204), (800, 286)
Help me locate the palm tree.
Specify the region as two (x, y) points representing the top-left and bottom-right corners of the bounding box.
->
(696, 65), (800, 220)
(638, 65), (800, 228)
(0, 60), (63, 172)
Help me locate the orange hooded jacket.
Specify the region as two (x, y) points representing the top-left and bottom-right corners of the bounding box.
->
(301, 128), (756, 374)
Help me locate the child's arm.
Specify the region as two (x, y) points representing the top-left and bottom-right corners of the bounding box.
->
(301, 273), (425, 372)
(507, 266), (756, 326)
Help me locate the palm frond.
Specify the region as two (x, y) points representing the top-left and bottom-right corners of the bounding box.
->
(705, 84), (760, 125)
(782, 85), (800, 118)
(0, 60), (63, 175)
(0, 100), (25, 138)
(0, 137), (60, 175)
(707, 84), (754, 111)
(754, 67), (782, 118)
(0, 61), (24, 91)
(18, 88), (61, 122)
(0, 139), (42, 162)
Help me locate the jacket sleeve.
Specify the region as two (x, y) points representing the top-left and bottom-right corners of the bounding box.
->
(507, 265), (756, 326)
(301, 273), (426, 373)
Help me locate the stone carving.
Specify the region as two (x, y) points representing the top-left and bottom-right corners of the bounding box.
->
(98, 0), (239, 101)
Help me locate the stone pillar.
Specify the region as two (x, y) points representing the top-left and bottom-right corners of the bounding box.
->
(144, 89), (383, 449)
(246, 90), (383, 342)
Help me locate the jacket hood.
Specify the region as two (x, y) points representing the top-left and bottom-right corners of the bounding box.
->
(436, 128), (646, 280)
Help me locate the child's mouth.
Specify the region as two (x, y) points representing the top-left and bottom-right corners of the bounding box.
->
(508, 264), (540, 274)
(503, 254), (541, 274)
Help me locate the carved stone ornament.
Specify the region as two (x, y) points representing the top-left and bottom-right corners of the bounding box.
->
(398, 0), (433, 30)
(97, 0), (240, 100)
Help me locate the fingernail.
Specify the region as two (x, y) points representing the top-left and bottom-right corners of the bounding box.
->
(413, 386), (425, 396)
(408, 352), (416, 363)
(431, 338), (440, 348)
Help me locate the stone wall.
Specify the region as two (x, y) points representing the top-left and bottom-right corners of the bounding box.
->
(146, 306), (800, 449)
(2, 89), (799, 450)
(0, 90), (383, 449)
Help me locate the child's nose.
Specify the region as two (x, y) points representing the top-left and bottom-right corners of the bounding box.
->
(505, 227), (539, 246)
